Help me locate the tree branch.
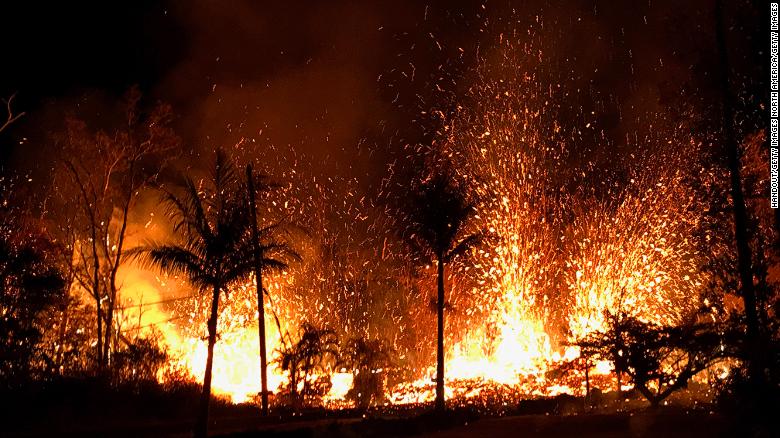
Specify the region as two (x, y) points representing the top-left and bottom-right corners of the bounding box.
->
(0, 93), (25, 134)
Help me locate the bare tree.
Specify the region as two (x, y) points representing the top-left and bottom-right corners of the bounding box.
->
(55, 88), (179, 369)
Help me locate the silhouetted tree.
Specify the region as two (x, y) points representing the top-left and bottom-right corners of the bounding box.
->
(341, 337), (392, 409)
(402, 167), (483, 411)
(245, 163), (300, 416)
(714, 0), (763, 386)
(55, 88), (178, 370)
(574, 310), (725, 407)
(707, 129), (780, 427)
(110, 335), (167, 388)
(131, 150), (254, 438)
(0, 207), (67, 386)
(275, 322), (339, 409)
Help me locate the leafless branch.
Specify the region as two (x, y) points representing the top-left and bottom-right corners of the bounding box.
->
(0, 93), (25, 133)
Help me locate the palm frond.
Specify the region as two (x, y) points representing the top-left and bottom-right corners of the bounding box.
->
(128, 243), (211, 291)
(402, 167), (480, 258)
(444, 232), (484, 263)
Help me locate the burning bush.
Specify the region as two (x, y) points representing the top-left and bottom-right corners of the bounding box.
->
(573, 310), (726, 407)
(341, 337), (393, 409)
(274, 322), (339, 408)
(110, 335), (168, 388)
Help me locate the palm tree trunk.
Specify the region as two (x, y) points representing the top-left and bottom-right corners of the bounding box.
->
(714, 0), (763, 385)
(435, 255), (445, 411)
(256, 262), (269, 415)
(246, 164), (269, 416)
(195, 285), (221, 438)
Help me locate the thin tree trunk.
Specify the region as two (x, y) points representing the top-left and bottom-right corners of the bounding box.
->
(291, 365), (299, 408)
(66, 160), (105, 371)
(57, 306), (70, 373)
(103, 300), (113, 366)
(584, 361), (590, 403)
(613, 313), (622, 399)
(195, 285), (221, 438)
(435, 255), (445, 411)
(715, 0), (763, 384)
(302, 362), (311, 408)
(636, 384), (661, 409)
(92, 231), (103, 371)
(246, 164), (269, 416)
(104, 193), (131, 366)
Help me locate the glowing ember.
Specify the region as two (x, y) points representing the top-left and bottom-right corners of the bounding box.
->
(383, 28), (712, 403)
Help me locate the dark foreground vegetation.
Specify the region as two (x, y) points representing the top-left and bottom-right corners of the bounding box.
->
(0, 377), (241, 437)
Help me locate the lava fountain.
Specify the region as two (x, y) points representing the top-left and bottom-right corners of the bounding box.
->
(122, 24), (713, 407)
(387, 28), (711, 403)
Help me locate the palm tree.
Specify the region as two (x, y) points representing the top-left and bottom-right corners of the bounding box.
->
(245, 163), (300, 416)
(132, 151), (254, 438)
(402, 168), (483, 411)
(275, 322), (339, 408)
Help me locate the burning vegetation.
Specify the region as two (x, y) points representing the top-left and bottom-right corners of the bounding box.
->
(0, 1), (776, 437)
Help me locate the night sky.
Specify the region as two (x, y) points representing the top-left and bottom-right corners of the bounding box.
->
(0, 0), (766, 189)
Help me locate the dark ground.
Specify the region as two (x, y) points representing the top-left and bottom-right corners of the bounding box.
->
(4, 404), (748, 438)
(4, 382), (770, 438)
(215, 411), (738, 438)
(5, 407), (768, 438)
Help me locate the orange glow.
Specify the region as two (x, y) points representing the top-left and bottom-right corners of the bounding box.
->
(114, 34), (714, 408)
